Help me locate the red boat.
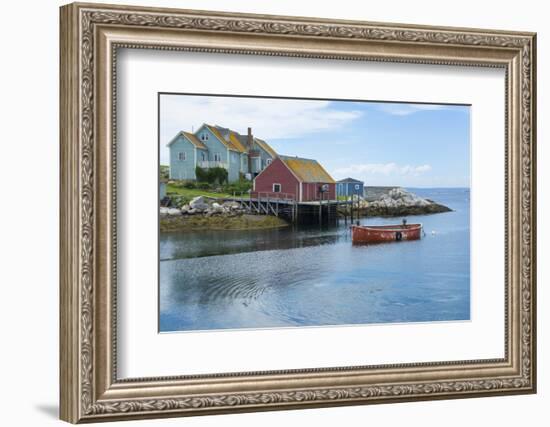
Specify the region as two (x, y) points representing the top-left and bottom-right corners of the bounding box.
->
(351, 223), (423, 244)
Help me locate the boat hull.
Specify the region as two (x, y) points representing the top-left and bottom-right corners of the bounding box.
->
(351, 224), (422, 244)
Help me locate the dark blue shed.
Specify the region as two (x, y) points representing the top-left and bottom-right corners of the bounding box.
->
(336, 177), (364, 198)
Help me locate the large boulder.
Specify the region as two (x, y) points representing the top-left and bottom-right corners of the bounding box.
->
(223, 201), (241, 210)
(160, 207), (182, 216)
(360, 187), (451, 217)
(189, 196), (209, 211)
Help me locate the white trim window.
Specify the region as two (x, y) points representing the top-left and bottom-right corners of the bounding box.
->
(178, 152), (186, 161)
(214, 153), (222, 162)
(273, 183), (281, 193)
(266, 158), (272, 166)
(200, 133), (209, 141)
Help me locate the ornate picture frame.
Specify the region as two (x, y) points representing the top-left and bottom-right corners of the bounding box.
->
(60, 2), (536, 423)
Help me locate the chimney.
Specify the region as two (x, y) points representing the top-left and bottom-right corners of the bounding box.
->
(247, 127), (253, 149)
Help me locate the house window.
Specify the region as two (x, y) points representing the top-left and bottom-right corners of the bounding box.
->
(354, 184), (360, 190)
(266, 158), (272, 166)
(273, 183), (281, 193)
(178, 152), (186, 161)
(214, 153), (222, 162)
(200, 133), (209, 141)
(200, 152), (206, 161)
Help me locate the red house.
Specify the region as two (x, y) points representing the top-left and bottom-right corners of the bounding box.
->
(253, 155), (336, 202)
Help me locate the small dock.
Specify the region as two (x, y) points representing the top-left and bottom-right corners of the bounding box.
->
(227, 192), (363, 226)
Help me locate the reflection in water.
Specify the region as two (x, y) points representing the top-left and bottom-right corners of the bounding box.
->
(160, 188), (471, 332)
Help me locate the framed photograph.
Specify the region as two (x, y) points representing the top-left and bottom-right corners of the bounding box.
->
(60, 2), (537, 423)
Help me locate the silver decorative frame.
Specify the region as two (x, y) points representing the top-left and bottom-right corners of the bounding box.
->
(60, 2), (536, 423)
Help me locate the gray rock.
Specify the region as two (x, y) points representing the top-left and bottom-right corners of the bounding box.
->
(357, 187), (451, 217)
(189, 196), (209, 211)
(160, 207), (182, 216)
(211, 202), (224, 212)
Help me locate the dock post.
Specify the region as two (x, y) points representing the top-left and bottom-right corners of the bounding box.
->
(345, 201), (349, 225)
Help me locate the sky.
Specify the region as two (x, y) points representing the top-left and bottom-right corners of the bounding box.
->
(159, 94), (470, 188)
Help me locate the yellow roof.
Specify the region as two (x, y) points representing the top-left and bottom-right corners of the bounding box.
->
(229, 132), (248, 153)
(205, 125), (231, 149)
(280, 156), (335, 183)
(204, 125), (244, 153)
(254, 138), (277, 158)
(182, 132), (207, 150)
(208, 124), (279, 156)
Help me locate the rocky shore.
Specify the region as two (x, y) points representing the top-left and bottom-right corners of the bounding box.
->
(160, 196), (289, 232)
(160, 189), (451, 232)
(351, 187), (452, 217)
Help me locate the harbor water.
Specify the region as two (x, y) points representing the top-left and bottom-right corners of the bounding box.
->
(159, 188), (470, 332)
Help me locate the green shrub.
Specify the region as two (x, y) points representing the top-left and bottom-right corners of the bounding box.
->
(195, 166), (209, 183)
(182, 181), (197, 189)
(197, 182), (212, 190)
(160, 165), (170, 180)
(195, 166), (228, 184)
(168, 195), (189, 208)
(209, 167), (228, 184)
(222, 180), (252, 194)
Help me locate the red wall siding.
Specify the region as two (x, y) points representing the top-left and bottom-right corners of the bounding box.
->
(253, 158), (300, 200)
(327, 183), (336, 200)
(301, 182), (336, 201)
(253, 158), (337, 201)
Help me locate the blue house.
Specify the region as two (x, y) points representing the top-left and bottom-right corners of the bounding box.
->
(336, 177), (364, 198)
(167, 124), (276, 183)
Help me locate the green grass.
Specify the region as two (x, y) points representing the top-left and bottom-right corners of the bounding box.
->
(166, 184), (249, 200)
(160, 214), (288, 232)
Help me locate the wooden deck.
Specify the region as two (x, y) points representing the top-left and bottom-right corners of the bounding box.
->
(226, 192), (362, 225)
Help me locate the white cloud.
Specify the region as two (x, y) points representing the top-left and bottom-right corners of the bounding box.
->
(161, 96), (361, 141)
(334, 162), (432, 178)
(159, 95), (362, 164)
(376, 103), (448, 116)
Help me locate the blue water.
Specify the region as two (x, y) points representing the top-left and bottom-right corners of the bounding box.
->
(159, 188), (470, 332)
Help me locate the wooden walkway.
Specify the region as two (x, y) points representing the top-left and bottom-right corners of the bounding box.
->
(227, 192), (362, 225)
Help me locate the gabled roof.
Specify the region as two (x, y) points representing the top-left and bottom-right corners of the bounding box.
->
(205, 125), (238, 152)
(172, 124), (278, 156)
(229, 131), (248, 153)
(337, 177), (363, 184)
(279, 155), (335, 184)
(205, 124), (247, 154)
(211, 124), (278, 157)
(166, 131), (207, 150)
(182, 132), (207, 150)
(254, 138), (277, 158)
